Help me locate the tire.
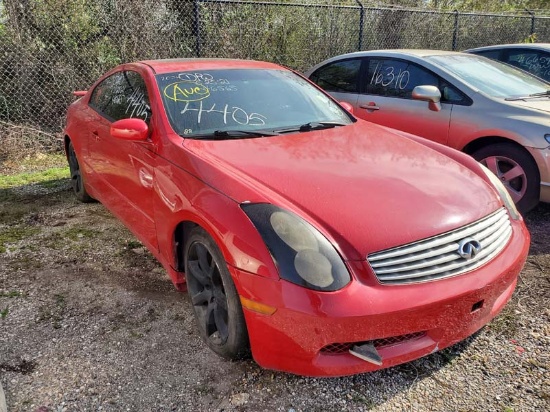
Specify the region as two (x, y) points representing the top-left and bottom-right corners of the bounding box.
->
(472, 143), (539, 214)
(184, 227), (250, 360)
(67, 141), (94, 203)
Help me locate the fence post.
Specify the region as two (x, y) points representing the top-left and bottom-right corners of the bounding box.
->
(452, 10), (459, 51)
(355, 0), (364, 51)
(526, 9), (536, 37)
(194, 0), (202, 57)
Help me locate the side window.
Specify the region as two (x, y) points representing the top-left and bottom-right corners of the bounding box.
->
(309, 59), (361, 93)
(89, 71), (151, 122)
(506, 50), (550, 81)
(89, 74), (118, 114)
(365, 58), (439, 99)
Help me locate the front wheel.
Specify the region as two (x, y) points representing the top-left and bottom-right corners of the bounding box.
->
(472, 143), (539, 214)
(184, 227), (250, 360)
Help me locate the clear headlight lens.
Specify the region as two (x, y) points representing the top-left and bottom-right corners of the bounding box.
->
(242, 204), (351, 291)
(270, 211), (318, 252)
(480, 164), (521, 220)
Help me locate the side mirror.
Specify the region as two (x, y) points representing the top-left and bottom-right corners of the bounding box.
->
(339, 101), (354, 115)
(110, 118), (149, 141)
(412, 85), (442, 112)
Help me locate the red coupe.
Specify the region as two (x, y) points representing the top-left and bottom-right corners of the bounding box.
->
(64, 59), (529, 377)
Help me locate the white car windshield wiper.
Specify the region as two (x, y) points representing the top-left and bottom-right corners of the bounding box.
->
(275, 121), (348, 134)
(189, 129), (280, 140)
(505, 90), (550, 101)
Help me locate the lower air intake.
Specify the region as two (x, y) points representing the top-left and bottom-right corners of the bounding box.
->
(320, 331), (427, 354)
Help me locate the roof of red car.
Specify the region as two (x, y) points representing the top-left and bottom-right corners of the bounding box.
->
(139, 58), (284, 74)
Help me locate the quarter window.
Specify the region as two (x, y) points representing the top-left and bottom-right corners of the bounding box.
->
(310, 59), (361, 93)
(89, 71), (151, 122)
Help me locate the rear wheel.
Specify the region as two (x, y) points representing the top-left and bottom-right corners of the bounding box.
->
(67, 141), (94, 203)
(472, 143), (539, 214)
(184, 227), (250, 360)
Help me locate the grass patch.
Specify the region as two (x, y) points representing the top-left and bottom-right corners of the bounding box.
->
(0, 308), (8, 319)
(0, 202), (39, 223)
(8, 254), (43, 270)
(63, 226), (101, 241)
(41, 226), (102, 252)
(37, 293), (67, 328)
(487, 305), (519, 338)
(0, 166), (69, 189)
(0, 291), (25, 298)
(38, 178), (69, 189)
(42, 232), (65, 250)
(125, 240), (142, 249)
(1, 152), (67, 174)
(0, 226), (41, 253)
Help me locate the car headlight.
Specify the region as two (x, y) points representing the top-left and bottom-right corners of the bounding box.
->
(241, 204), (351, 291)
(480, 164), (521, 220)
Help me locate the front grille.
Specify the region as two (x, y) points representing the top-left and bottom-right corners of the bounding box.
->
(321, 342), (354, 354)
(320, 332), (427, 354)
(371, 332), (426, 348)
(367, 208), (512, 285)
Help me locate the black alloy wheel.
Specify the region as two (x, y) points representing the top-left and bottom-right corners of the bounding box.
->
(184, 227), (249, 360)
(67, 141), (94, 203)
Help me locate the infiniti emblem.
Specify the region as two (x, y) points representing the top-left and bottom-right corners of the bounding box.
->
(457, 238), (482, 260)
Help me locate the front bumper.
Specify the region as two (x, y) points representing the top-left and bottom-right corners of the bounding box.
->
(231, 220), (530, 377)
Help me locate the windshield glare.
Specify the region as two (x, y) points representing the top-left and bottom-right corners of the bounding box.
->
(428, 54), (550, 98)
(156, 69), (352, 137)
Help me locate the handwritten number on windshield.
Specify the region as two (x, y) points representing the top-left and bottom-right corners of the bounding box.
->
(181, 101), (267, 128)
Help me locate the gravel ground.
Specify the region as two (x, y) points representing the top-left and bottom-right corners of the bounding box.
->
(1, 180), (549, 412)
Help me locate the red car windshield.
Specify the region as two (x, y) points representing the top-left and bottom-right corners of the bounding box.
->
(156, 69), (352, 137)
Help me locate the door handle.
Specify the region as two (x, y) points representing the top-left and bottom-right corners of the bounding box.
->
(91, 130), (99, 141)
(359, 103), (380, 111)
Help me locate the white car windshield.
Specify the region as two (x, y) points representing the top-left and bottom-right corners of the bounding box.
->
(156, 69), (353, 138)
(428, 54), (550, 98)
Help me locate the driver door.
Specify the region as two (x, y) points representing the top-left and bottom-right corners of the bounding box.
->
(87, 70), (158, 251)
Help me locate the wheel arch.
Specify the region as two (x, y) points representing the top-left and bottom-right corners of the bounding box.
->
(462, 136), (540, 179)
(64, 135), (71, 159)
(463, 136), (531, 160)
(463, 136), (541, 213)
(173, 220), (199, 272)
(168, 205), (279, 286)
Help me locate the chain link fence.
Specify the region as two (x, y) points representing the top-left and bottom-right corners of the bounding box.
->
(1, 0), (550, 152)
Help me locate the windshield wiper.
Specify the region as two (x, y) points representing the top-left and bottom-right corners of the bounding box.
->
(188, 129), (279, 140)
(505, 90), (550, 101)
(275, 121), (347, 134)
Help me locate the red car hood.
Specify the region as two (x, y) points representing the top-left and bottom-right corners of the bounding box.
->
(183, 122), (501, 259)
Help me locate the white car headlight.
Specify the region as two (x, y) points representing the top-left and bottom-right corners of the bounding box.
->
(480, 164), (521, 220)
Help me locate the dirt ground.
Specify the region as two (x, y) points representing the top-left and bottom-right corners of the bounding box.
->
(0, 178), (549, 412)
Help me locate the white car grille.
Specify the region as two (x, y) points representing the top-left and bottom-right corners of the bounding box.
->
(367, 208), (512, 284)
